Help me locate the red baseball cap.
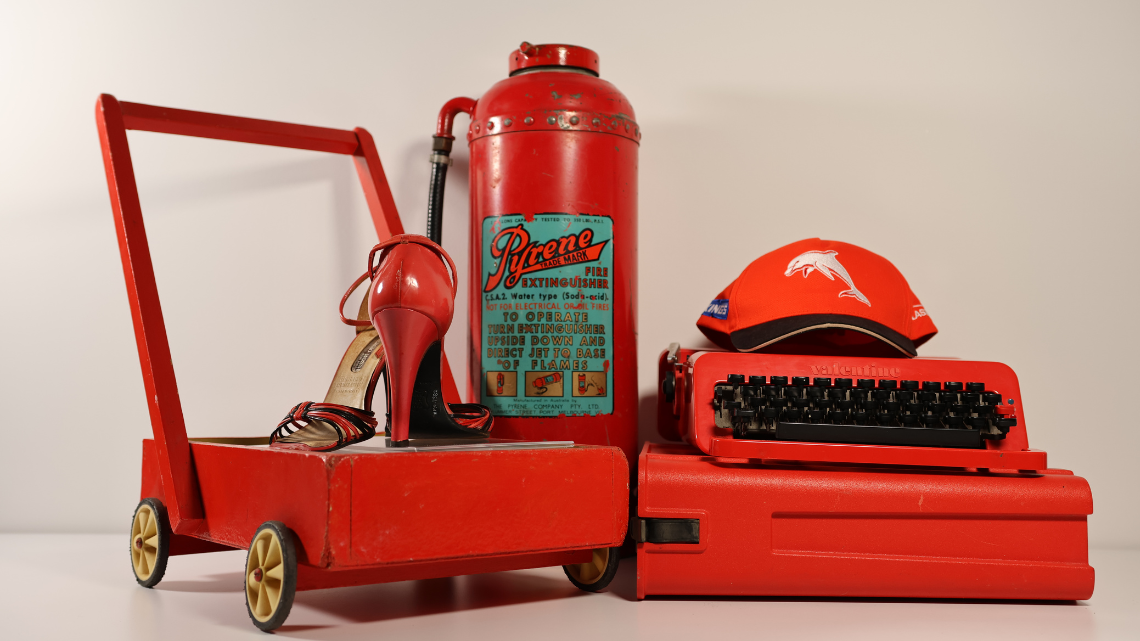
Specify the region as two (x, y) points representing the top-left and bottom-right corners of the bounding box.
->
(697, 239), (937, 357)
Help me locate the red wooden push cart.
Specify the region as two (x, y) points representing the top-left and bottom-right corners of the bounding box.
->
(97, 95), (629, 631)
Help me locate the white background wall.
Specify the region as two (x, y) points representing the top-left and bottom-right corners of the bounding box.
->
(1, 1), (1136, 548)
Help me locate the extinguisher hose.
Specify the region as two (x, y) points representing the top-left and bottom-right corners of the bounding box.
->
(427, 97), (477, 244)
(427, 139), (451, 244)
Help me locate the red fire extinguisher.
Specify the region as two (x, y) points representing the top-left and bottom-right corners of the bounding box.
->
(427, 42), (639, 467)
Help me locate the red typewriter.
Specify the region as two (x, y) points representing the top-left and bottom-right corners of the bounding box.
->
(639, 345), (1094, 601)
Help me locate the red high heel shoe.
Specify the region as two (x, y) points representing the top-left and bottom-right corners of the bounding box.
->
(340, 234), (493, 446)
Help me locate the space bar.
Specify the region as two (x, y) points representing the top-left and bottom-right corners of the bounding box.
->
(776, 422), (984, 449)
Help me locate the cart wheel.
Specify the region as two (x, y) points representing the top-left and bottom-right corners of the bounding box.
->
(244, 521), (297, 632)
(563, 546), (620, 592)
(130, 498), (170, 588)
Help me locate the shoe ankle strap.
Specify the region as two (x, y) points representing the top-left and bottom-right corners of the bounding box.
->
(338, 234), (458, 327)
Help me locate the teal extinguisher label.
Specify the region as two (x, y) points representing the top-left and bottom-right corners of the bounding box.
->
(481, 213), (614, 417)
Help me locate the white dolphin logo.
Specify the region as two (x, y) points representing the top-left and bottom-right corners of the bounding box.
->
(784, 250), (871, 306)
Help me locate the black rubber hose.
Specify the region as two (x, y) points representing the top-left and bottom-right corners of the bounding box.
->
(426, 136), (453, 244)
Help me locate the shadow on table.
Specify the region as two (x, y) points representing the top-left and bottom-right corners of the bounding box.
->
(279, 570), (586, 631)
(158, 572), (245, 593)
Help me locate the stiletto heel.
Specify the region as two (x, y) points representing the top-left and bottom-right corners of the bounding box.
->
(374, 308), (439, 445)
(355, 234), (494, 447)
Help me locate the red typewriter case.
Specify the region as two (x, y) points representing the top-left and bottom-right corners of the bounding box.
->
(638, 346), (1094, 601)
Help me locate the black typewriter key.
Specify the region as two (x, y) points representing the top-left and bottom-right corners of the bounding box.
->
(928, 402), (946, 415)
(813, 378), (832, 388)
(873, 389), (891, 402)
(749, 376), (765, 386)
(996, 417), (1017, 429)
(763, 407), (780, 420)
(857, 379), (875, 390)
(950, 404), (968, 414)
(962, 392), (980, 405)
(828, 388), (846, 401)
(945, 382), (964, 393)
(851, 410), (868, 424)
(969, 417), (989, 429)
(806, 409), (824, 423)
(817, 399), (834, 411)
(944, 415), (964, 428)
(921, 415), (942, 428)
(905, 402), (922, 414)
(785, 387), (802, 400)
(832, 411), (851, 424)
(878, 379), (898, 391)
(748, 396), (765, 409)
(983, 392), (1003, 405)
(901, 415), (920, 427)
(835, 378), (853, 388)
(792, 376), (810, 387)
(770, 376), (789, 386)
(806, 387), (823, 400)
(727, 374), (745, 385)
(863, 400), (879, 413)
(785, 408), (803, 422)
(885, 401), (901, 414)
(901, 380), (920, 391)
(838, 399), (855, 411)
(876, 412), (894, 425)
(974, 405), (993, 416)
(966, 382), (985, 392)
(922, 381), (941, 392)
(896, 391), (913, 403)
(764, 386), (782, 399)
(793, 397), (812, 409)
(736, 408), (755, 419)
(918, 391), (937, 403)
(940, 392), (958, 404)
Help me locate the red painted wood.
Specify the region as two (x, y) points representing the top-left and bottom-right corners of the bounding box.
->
(98, 94), (202, 530)
(347, 446), (627, 565)
(99, 94), (466, 533)
(119, 101), (360, 154)
(140, 440), (627, 578)
(637, 442), (1094, 600)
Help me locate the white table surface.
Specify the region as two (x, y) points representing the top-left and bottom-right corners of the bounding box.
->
(1, 535), (1135, 640)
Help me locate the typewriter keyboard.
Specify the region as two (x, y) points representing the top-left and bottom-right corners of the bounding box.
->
(713, 376), (1017, 449)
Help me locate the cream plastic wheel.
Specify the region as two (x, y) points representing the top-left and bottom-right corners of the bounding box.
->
(244, 521), (297, 632)
(131, 498), (169, 588)
(563, 546), (620, 592)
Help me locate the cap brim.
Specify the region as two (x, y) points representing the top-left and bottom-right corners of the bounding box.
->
(730, 314), (917, 357)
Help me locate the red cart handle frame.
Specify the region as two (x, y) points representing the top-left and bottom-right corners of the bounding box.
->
(95, 94), (462, 533)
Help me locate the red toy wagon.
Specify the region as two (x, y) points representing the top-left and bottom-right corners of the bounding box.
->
(97, 95), (628, 631)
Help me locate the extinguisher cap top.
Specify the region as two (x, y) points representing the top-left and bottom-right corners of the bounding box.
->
(510, 43), (599, 77)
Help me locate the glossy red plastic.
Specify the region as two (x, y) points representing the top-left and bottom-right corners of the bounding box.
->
(98, 95), (630, 590)
(659, 348), (1049, 470)
(637, 442), (1094, 600)
(450, 45), (640, 468)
